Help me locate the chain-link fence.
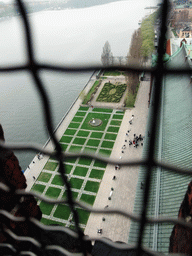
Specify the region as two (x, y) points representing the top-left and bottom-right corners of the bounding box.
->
(0, 0), (192, 255)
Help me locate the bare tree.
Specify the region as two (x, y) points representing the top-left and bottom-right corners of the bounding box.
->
(101, 41), (113, 66)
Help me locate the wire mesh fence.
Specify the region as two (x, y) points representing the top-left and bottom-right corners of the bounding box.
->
(0, 0), (192, 255)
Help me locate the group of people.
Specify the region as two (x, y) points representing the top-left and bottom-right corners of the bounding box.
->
(129, 133), (144, 148)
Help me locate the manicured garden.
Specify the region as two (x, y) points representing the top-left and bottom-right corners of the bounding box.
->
(31, 106), (124, 229)
(96, 82), (127, 103)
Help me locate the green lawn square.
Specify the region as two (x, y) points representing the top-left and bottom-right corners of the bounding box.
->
(92, 108), (113, 113)
(39, 201), (54, 215)
(84, 147), (97, 154)
(64, 129), (76, 136)
(70, 178), (84, 189)
(101, 141), (114, 149)
(32, 184), (46, 194)
(79, 106), (89, 111)
(77, 130), (90, 137)
(75, 111), (86, 117)
(51, 175), (64, 186)
(60, 136), (73, 143)
(86, 139), (100, 147)
(116, 110), (124, 113)
(89, 169), (104, 179)
(107, 126), (119, 133)
(80, 194), (96, 206)
(44, 161), (58, 171)
(76, 208), (90, 225)
(78, 157), (92, 166)
(69, 145), (82, 153)
(73, 137), (86, 145)
(90, 132), (103, 139)
(65, 157), (77, 164)
(84, 181), (100, 193)
(64, 164), (73, 174)
(72, 116), (84, 122)
(41, 218), (65, 226)
(93, 160), (107, 168)
(73, 166), (88, 177)
(80, 112), (110, 131)
(104, 133), (117, 140)
(99, 149), (111, 157)
(110, 120), (122, 126)
(62, 190), (78, 200)
(45, 186), (62, 198)
(68, 122), (80, 129)
(97, 83), (126, 103)
(54, 204), (71, 219)
(60, 143), (68, 151)
(112, 114), (124, 120)
(37, 172), (52, 183)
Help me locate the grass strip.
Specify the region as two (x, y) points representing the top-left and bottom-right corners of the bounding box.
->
(73, 166), (88, 177)
(32, 184), (46, 194)
(70, 178), (84, 189)
(78, 157), (92, 166)
(77, 130), (90, 137)
(54, 204), (71, 219)
(51, 175), (64, 186)
(60, 136), (73, 143)
(84, 181), (100, 193)
(90, 131), (103, 139)
(44, 161), (58, 171)
(107, 126), (119, 133)
(86, 139), (100, 147)
(92, 108), (113, 113)
(104, 133), (117, 140)
(72, 116), (84, 122)
(64, 129), (76, 135)
(37, 172), (52, 182)
(45, 186), (62, 197)
(80, 194), (96, 206)
(68, 122), (80, 129)
(101, 141), (114, 149)
(73, 137), (86, 145)
(89, 169), (104, 179)
(82, 80), (100, 104)
(41, 218), (65, 226)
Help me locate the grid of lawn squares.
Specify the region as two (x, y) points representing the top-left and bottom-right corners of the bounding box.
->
(31, 107), (124, 230)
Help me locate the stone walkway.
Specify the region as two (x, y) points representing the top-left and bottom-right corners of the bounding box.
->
(84, 74), (151, 243)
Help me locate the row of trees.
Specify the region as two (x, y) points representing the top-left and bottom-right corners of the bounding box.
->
(101, 11), (157, 95)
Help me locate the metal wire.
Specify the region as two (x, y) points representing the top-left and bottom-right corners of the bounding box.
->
(0, 0), (190, 255)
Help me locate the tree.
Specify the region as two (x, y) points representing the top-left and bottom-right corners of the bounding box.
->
(128, 28), (142, 65)
(101, 41), (113, 66)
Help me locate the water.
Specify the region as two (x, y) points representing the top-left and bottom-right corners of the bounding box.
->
(0, 0), (158, 170)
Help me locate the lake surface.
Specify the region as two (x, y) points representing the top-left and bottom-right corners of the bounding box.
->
(0, 0), (158, 169)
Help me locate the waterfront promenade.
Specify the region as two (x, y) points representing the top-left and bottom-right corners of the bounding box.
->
(84, 74), (150, 242)
(24, 72), (151, 243)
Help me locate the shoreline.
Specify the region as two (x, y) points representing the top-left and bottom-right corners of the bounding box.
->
(24, 70), (97, 191)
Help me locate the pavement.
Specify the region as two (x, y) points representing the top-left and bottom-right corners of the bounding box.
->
(24, 72), (151, 243)
(84, 73), (151, 243)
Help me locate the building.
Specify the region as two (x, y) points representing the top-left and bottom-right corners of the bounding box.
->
(128, 41), (192, 253)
